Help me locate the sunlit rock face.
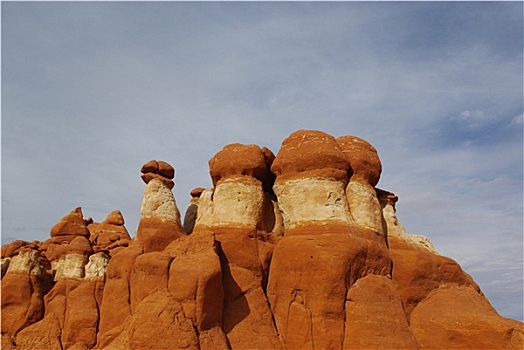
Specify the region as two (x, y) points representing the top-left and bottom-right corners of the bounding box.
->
(266, 130), (394, 349)
(1, 130), (522, 350)
(271, 130), (353, 235)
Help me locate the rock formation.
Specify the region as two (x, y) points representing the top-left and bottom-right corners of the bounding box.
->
(1, 131), (522, 350)
(136, 160), (186, 253)
(88, 210), (131, 256)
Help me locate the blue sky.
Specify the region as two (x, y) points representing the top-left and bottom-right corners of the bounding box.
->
(2, 2), (522, 320)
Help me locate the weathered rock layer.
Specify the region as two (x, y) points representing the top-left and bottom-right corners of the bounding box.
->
(2, 131), (522, 350)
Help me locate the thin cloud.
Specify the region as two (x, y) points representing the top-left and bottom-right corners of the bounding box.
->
(451, 110), (490, 128)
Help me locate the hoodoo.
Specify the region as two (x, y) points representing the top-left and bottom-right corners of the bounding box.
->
(1, 131), (522, 350)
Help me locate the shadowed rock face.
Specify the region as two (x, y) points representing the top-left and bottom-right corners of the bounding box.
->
(337, 136), (384, 236)
(1, 131), (522, 350)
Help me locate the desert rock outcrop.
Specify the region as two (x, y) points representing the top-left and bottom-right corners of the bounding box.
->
(1, 130), (522, 350)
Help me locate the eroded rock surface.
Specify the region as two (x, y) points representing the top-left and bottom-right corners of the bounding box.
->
(136, 160), (186, 253)
(1, 131), (521, 350)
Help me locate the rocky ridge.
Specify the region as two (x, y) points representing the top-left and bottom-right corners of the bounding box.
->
(1, 129), (522, 349)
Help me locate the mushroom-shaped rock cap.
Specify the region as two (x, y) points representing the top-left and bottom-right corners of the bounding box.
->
(190, 187), (206, 198)
(271, 130), (350, 182)
(209, 143), (273, 187)
(141, 173), (175, 189)
(141, 160), (159, 174)
(158, 160), (175, 179)
(336, 136), (382, 187)
(140, 160), (175, 189)
(141, 160), (174, 179)
(66, 236), (93, 256)
(376, 188), (398, 206)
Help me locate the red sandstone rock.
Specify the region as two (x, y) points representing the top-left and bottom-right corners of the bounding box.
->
(140, 172), (174, 189)
(140, 159), (158, 174)
(388, 235), (480, 318)
(1, 273), (46, 336)
(61, 280), (104, 349)
(1, 249), (52, 337)
(136, 162), (186, 253)
(112, 290), (201, 350)
(66, 236), (93, 256)
(410, 284), (524, 349)
(336, 135), (382, 187)
(261, 146), (276, 166)
(199, 144), (283, 348)
(97, 243), (143, 348)
(271, 130), (350, 182)
(1, 240), (37, 258)
(50, 235), (78, 245)
(40, 240), (67, 263)
(267, 234), (391, 349)
(158, 160), (175, 179)
(136, 217), (186, 252)
(215, 228), (282, 349)
(209, 143), (273, 187)
(1, 130), (522, 350)
(343, 274), (418, 349)
(164, 231), (224, 332)
(14, 312), (63, 350)
(104, 210), (125, 226)
(129, 251), (172, 312)
(88, 210), (131, 256)
(50, 207), (90, 238)
(190, 187), (206, 198)
(140, 159), (175, 188)
(42, 279), (68, 326)
(271, 130), (355, 236)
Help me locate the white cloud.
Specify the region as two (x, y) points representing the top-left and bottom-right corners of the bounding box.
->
(452, 110), (487, 123)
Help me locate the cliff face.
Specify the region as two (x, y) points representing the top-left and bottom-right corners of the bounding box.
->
(2, 130), (522, 350)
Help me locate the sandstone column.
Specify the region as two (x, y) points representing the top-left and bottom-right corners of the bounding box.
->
(267, 130), (392, 349)
(136, 160), (186, 253)
(271, 130), (353, 235)
(337, 135), (384, 239)
(193, 143), (283, 349)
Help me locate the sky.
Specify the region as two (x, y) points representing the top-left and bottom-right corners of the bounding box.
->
(2, 2), (522, 321)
